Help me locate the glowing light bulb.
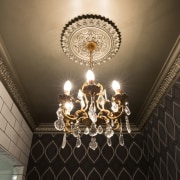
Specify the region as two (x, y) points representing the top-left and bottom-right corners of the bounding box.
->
(86, 70), (95, 84)
(64, 80), (72, 95)
(112, 80), (120, 94)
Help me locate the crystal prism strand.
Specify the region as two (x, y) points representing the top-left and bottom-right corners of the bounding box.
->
(125, 116), (131, 133)
(111, 119), (114, 127)
(97, 125), (103, 134)
(76, 135), (81, 148)
(84, 127), (89, 135)
(107, 138), (112, 147)
(119, 133), (124, 146)
(125, 105), (131, 116)
(119, 120), (124, 146)
(111, 102), (118, 112)
(98, 95), (105, 108)
(89, 137), (98, 150)
(88, 102), (97, 123)
(77, 90), (85, 108)
(64, 102), (73, 115)
(104, 89), (107, 101)
(61, 132), (66, 149)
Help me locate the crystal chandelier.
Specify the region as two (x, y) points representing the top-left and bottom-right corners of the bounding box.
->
(54, 15), (131, 150)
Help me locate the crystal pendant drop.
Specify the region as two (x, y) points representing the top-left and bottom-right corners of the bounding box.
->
(119, 133), (124, 146)
(77, 90), (85, 108)
(76, 135), (81, 148)
(97, 125), (103, 134)
(84, 127), (89, 135)
(89, 123), (98, 136)
(89, 137), (98, 150)
(98, 95), (105, 107)
(80, 99), (85, 109)
(125, 116), (131, 133)
(104, 125), (114, 138)
(56, 106), (63, 117)
(111, 119), (114, 127)
(111, 102), (118, 112)
(61, 132), (66, 149)
(88, 102), (97, 123)
(125, 106), (131, 116)
(54, 119), (65, 131)
(107, 138), (112, 147)
(119, 121), (124, 146)
(72, 125), (81, 137)
(77, 89), (83, 99)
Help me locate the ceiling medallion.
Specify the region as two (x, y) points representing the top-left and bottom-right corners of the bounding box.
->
(61, 14), (121, 66)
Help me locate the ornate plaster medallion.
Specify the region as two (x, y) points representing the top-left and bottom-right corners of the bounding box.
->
(61, 14), (121, 66)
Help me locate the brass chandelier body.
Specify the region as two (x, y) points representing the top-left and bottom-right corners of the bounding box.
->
(54, 15), (131, 150)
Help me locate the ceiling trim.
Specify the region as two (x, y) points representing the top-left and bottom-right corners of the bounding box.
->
(136, 35), (180, 130)
(0, 36), (36, 130)
(35, 123), (139, 134)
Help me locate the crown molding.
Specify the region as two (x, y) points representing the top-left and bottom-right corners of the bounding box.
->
(136, 35), (180, 130)
(35, 123), (140, 134)
(0, 36), (36, 130)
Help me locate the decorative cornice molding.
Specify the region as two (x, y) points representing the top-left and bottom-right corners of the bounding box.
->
(136, 35), (180, 130)
(35, 123), (140, 134)
(0, 35), (37, 129)
(0, 57), (36, 130)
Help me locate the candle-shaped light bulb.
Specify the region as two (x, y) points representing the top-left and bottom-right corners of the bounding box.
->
(64, 80), (72, 95)
(112, 80), (121, 94)
(86, 70), (95, 84)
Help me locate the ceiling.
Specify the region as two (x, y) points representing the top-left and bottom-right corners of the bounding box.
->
(0, 0), (179, 132)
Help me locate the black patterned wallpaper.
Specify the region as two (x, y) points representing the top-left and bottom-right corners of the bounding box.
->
(26, 133), (148, 180)
(143, 76), (180, 180)
(26, 77), (180, 180)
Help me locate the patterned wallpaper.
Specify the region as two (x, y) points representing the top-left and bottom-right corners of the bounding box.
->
(26, 133), (148, 180)
(26, 77), (180, 180)
(143, 76), (180, 180)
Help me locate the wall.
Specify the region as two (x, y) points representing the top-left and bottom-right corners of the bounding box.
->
(26, 133), (148, 180)
(0, 157), (13, 180)
(0, 81), (33, 179)
(143, 76), (180, 180)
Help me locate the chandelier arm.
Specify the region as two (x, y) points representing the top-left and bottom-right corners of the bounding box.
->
(62, 109), (78, 121)
(98, 115), (110, 124)
(83, 94), (89, 111)
(76, 110), (89, 119)
(99, 109), (124, 120)
(65, 126), (71, 133)
(96, 83), (103, 92)
(98, 109), (111, 118)
(96, 93), (106, 111)
(113, 119), (120, 130)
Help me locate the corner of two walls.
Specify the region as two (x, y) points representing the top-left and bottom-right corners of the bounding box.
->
(143, 76), (180, 179)
(0, 80), (33, 180)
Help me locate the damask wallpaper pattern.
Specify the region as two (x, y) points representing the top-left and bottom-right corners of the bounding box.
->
(143, 76), (180, 180)
(26, 133), (147, 180)
(26, 77), (180, 180)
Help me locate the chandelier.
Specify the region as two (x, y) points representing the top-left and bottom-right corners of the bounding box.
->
(54, 15), (131, 150)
